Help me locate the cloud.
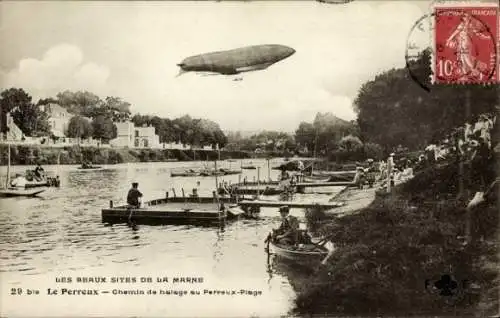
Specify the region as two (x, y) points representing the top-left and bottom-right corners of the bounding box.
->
(1, 43), (109, 101)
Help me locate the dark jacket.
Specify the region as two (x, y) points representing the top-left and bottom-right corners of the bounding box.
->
(127, 188), (143, 207)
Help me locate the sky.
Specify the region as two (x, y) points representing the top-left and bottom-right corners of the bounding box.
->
(0, 0), (431, 132)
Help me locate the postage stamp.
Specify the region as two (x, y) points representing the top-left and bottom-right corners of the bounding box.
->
(433, 3), (499, 84)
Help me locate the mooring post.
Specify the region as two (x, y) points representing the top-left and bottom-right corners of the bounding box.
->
(182, 188), (185, 198)
(166, 191), (169, 202)
(172, 188), (176, 198)
(109, 200), (113, 208)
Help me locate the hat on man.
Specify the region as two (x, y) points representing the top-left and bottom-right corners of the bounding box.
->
(367, 158), (374, 163)
(279, 205), (290, 214)
(390, 153), (395, 156)
(132, 182), (139, 187)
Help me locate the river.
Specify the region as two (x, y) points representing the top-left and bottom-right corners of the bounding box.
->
(0, 159), (342, 317)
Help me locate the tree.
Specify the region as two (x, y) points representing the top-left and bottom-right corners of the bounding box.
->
(92, 115), (117, 141)
(338, 135), (363, 152)
(295, 122), (316, 152)
(353, 49), (497, 151)
(102, 96), (131, 121)
(67, 116), (93, 139)
(0, 88), (50, 136)
(56, 90), (102, 116)
(37, 97), (58, 106)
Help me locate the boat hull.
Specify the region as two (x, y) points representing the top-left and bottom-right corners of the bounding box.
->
(269, 242), (329, 264)
(0, 188), (46, 197)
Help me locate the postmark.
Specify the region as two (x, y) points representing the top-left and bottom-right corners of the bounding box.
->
(433, 3), (499, 84)
(405, 13), (434, 92)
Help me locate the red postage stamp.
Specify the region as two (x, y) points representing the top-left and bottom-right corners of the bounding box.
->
(434, 4), (499, 84)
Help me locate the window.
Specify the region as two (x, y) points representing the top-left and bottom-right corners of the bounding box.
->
(135, 130), (139, 137)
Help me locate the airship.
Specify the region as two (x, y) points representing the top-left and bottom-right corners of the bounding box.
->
(177, 44), (295, 76)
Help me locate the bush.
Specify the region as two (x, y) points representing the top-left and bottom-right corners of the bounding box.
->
(294, 159), (498, 316)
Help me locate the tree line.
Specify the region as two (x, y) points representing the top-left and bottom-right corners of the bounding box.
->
(0, 88), (228, 148)
(2, 51), (479, 162)
(354, 49), (498, 152)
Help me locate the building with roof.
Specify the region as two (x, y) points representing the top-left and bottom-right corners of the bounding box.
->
(1, 112), (24, 141)
(40, 103), (73, 137)
(110, 121), (161, 149)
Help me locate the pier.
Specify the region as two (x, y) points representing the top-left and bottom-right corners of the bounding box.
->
(102, 192), (245, 226)
(238, 199), (345, 212)
(295, 181), (356, 193)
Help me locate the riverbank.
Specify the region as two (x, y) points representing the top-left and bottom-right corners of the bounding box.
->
(0, 144), (257, 165)
(298, 160), (498, 316)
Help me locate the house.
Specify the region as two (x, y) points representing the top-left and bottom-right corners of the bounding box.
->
(111, 121), (135, 147)
(110, 121), (160, 149)
(134, 125), (160, 148)
(1, 112), (24, 141)
(40, 103), (73, 137)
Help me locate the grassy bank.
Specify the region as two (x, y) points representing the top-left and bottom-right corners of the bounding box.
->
(297, 158), (498, 316)
(0, 144), (252, 165)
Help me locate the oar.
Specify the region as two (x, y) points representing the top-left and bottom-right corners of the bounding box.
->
(264, 232), (272, 252)
(320, 248), (335, 266)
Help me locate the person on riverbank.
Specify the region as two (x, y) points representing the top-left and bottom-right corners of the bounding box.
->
(365, 159), (377, 188)
(272, 206), (299, 245)
(127, 182), (143, 208)
(353, 167), (366, 189)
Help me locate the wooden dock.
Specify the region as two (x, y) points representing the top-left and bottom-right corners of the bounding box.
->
(296, 181), (355, 188)
(102, 194), (245, 226)
(295, 181), (356, 193)
(238, 200), (345, 210)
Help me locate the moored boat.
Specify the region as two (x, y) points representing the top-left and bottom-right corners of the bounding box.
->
(269, 241), (329, 264)
(102, 194), (248, 225)
(77, 166), (103, 170)
(170, 169), (200, 177)
(0, 187), (46, 198)
(241, 165), (257, 170)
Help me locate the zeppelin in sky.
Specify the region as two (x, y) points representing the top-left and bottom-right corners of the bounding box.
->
(177, 44), (296, 76)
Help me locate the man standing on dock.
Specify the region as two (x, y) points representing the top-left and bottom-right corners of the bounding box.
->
(127, 182), (143, 208)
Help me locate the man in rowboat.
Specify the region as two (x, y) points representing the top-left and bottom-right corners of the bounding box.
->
(272, 206), (300, 245)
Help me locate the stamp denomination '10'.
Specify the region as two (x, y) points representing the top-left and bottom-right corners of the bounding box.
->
(434, 4), (499, 84)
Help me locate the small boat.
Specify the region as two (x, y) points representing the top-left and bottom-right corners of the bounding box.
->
(302, 175), (331, 183)
(0, 187), (46, 198)
(241, 165), (257, 170)
(77, 165), (103, 170)
(200, 169), (242, 176)
(219, 169), (242, 175)
(170, 169), (200, 177)
(269, 241), (329, 264)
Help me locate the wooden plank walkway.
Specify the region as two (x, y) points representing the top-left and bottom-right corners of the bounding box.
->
(101, 196), (244, 225)
(238, 200), (345, 209)
(296, 181), (356, 188)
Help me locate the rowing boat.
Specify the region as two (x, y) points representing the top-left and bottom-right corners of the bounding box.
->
(269, 241), (329, 263)
(241, 165), (257, 170)
(0, 188), (46, 198)
(171, 170), (200, 177)
(77, 166), (103, 170)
